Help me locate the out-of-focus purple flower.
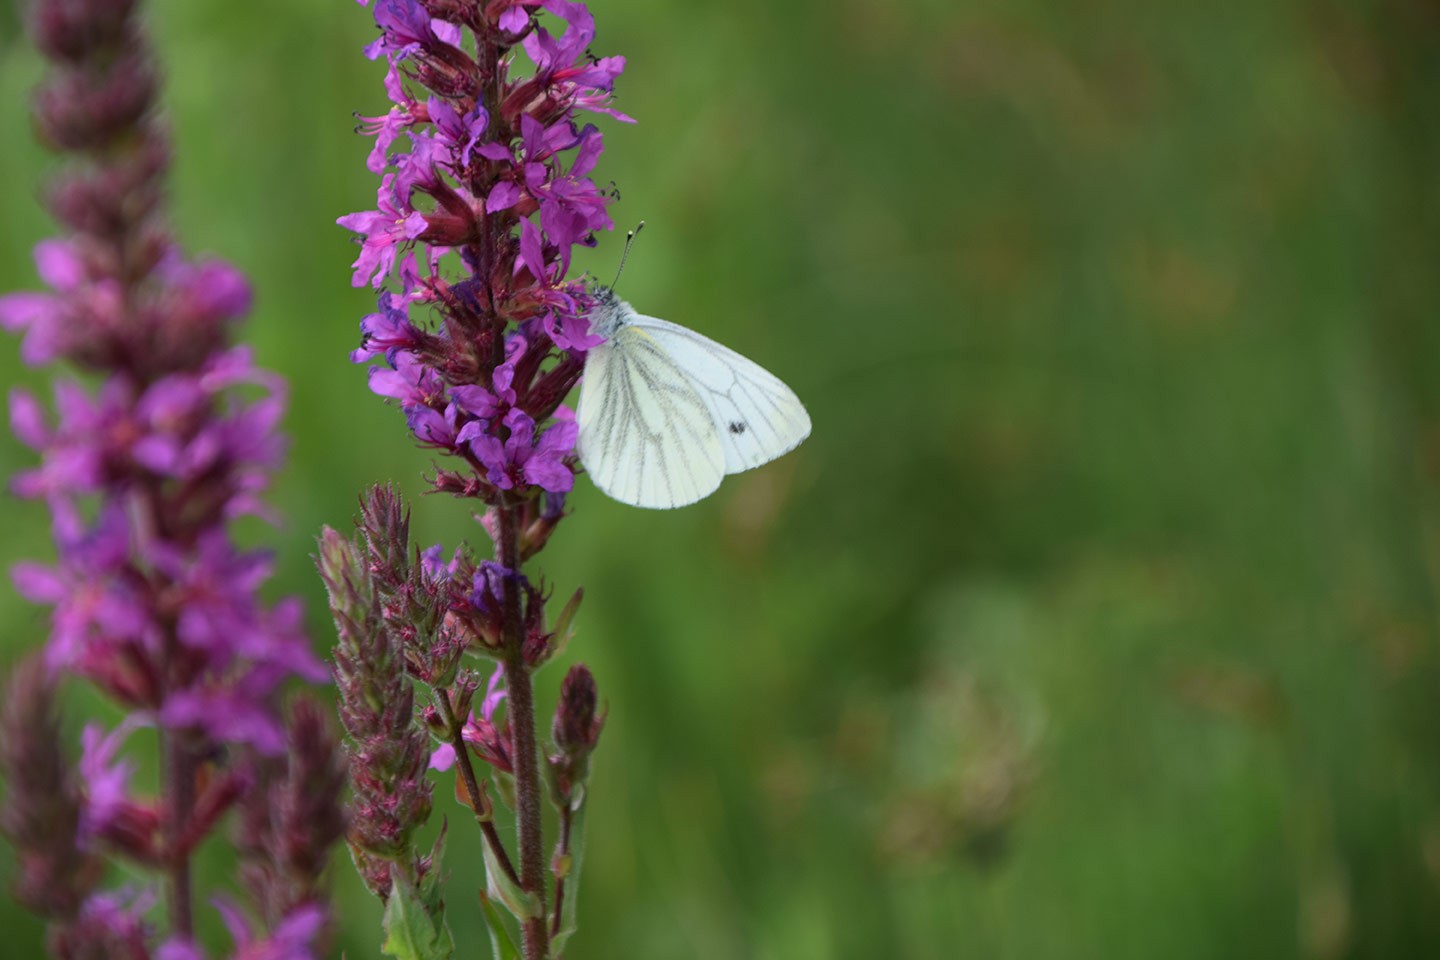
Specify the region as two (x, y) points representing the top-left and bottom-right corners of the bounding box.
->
(3, 0), (336, 950)
(20, 503), (153, 700)
(77, 722), (139, 845)
(155, 938), (204, 960)
(216, 900), (328, 960)
(0, 656), (98, 920)
(56, 889), (155, 960)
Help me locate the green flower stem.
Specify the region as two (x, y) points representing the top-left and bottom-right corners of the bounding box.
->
(496, 499), (549, 960)
(435, 686), (520, 889)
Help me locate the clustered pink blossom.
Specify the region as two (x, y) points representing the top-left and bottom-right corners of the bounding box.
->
(339, 0), (631, 502)
(329, 2), (619, 957)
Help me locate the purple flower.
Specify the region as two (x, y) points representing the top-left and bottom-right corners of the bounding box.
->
(161, 674), (287, 757)
(544, 307), (603, 352)
(420, 543), (466, 583)
(337, 174), (429, 288)
(494, 1), (543, 33)
(357, 62), (420, 174)
(77, 721), (142, 846)
(2, 0), (337, 951)
(9, 379), (114, 499)
(363, 0), (437, 61)
(156, 255), (254, 328)
(156, 939), (205, 960)
(518, 217), (551, 285)
(432, 664), (512, 774)
(19, 503), (154, 693)
(523, 1), (631, 120)
(428, 96), (489, 169)
(505, 119), (612, 270)
(62, 889), (155, 960)
(394, 128), (452, 198)
(369, 350), (444, 407)
(355, 293), (418, 362)
(470, 562), (521, 620)
(463, 408), (577, 494)
(523, 2), (599, 81)
(332, 1), (633, 955)
(367, 351), (466, 449)
(221, 901), (328, 960)
(486, 180), (522, 214)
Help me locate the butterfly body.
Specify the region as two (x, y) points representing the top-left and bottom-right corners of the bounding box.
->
(575, 287), (811, 509)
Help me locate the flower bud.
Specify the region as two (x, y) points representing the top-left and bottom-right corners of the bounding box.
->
(29, 0), (137, 63)
(358, 483), (412, 585)
(552, 664), (599, 759)
(0, 657), (99, 919)
(548, 664), (604, 803)
(34, 56), (157, 153)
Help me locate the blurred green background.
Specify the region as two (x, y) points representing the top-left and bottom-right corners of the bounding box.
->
(3, 0), (1440, 957)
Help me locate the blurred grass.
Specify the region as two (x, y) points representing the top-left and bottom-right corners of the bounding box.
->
(2, 0), (1439, 957)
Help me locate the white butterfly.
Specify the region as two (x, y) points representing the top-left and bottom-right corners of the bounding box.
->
(575, 286), (812, 509)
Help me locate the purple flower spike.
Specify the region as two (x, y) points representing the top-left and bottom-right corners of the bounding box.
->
(1, 0), (337, 952)
(332, 3), (630, 954)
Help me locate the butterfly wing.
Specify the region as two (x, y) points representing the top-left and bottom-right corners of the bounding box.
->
(629, 315), (812, 475)
(576, 325), (727, 509)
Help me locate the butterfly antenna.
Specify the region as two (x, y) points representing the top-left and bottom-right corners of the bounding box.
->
(611, 221), (645, 290)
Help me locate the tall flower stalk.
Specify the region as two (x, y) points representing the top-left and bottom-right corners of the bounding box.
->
(330, 1), (624, 957)
(0, 0), (343, 956)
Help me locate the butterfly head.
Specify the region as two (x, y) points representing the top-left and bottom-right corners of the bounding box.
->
(586, 284), (632, 340)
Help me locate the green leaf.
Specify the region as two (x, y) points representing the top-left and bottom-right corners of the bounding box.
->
(480, 891), (524, 960)
(381, 864), (455, 960)
(420, 822), (451, 914)
(484, 833), (543, 920)
(548, 790), (591, 958)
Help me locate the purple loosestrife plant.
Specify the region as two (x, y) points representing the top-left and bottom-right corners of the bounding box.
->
(329, 1), (623, 957)
(0, 0), (343, 957)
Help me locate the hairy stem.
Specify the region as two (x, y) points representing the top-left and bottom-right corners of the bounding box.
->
(163, 729), (194, 939)
(473, 19), (549, 959)
(436, 686), (521, 888)
(550, 805), (573, 938)
(497, 500), (548, 959)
